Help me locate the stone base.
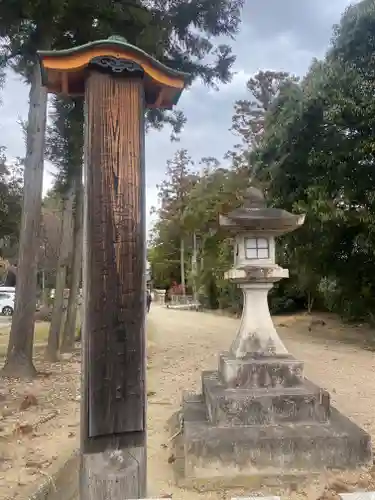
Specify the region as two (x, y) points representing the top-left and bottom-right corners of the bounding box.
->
(169, 393), (372, 490)
(203, 371), (330, 426)
(219, 352), (304, 389)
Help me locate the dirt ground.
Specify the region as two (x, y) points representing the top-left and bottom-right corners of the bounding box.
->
(147, 307), (375, 500)
(2, 307), (375, 499)
(0, 349), (80, 500)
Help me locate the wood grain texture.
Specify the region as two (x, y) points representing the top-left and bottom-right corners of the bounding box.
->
(81, 443), (146, 500)
(82, 71), (146, 439)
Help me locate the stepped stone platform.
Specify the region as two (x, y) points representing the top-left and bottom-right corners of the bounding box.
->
(169, 190), (372, 490)
(169, 352), (372, 490)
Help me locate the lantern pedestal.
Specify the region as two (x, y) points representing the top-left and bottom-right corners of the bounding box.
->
(169, 189), (371, 489)
(227, 267), (289, 358)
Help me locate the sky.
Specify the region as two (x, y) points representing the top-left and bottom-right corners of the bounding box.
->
(0, 0), (356, 232)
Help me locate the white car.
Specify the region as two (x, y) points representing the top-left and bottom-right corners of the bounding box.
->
(0, 291), (15, 316)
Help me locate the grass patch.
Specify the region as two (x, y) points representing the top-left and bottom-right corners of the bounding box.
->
(0, 321), (50, 356)
(34, 321), (50, 343)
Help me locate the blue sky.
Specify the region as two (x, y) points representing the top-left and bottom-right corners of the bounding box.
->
(0, 0), (356, 231)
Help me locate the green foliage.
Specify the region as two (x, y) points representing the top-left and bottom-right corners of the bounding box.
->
(1, 0), (245, 134)
(151, 0), (375, 323)
(149, 149), (250, 303)
(0, 148), (23, 246)
(45, 96), (84, 194)
(253, 0), (375, 321)
(226, 70), (299, 170)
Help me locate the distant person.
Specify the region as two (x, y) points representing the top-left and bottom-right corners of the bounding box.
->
(165, 286), (171, 308)
(146, 290), (152, 313)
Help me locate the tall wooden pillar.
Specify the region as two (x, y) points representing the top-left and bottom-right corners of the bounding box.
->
(37, 36), (188, 500)
(81, 68), (147, 498)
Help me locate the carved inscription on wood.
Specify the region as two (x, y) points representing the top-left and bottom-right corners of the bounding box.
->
(84, 71), (145, 437)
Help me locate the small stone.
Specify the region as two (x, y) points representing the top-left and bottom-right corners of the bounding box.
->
(2, 408), (13, 418)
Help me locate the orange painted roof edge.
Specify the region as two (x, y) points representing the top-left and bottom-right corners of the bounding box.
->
(37, 37), (190, 88)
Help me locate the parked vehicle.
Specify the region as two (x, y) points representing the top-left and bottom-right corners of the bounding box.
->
(0, 291), (15, 316)
(0, 287), (16, 293)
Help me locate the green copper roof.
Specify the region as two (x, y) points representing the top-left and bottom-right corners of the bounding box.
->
(37, 37), (190, 84)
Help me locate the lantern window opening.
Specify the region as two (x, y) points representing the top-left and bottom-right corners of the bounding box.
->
(244, 237), (270, 260)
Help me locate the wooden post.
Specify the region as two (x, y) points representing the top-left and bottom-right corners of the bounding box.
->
(81, 69), (146, 499)
(37, 36), (189, 500)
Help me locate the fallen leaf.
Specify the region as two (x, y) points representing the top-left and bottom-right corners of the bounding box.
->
(14, 423), (33, 436)
(289, 482), (298, 492)
(20, 394), (38, 411)
(26, 460), (46, 469)
(328, 478), (354, 493)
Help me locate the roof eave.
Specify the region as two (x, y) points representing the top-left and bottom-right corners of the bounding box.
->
(37, 40), (190, 85)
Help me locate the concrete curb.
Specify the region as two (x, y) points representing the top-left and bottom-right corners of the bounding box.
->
(15, 449), (79, 500)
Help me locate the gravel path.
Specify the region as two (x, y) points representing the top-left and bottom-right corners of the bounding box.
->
(146, 305), (375, 500)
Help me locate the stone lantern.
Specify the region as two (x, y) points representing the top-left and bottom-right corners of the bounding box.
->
(220, 187), (305, 360)
(169, 187), (371, 489)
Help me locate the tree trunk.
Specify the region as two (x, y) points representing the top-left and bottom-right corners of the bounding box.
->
(180, 238), (186, 295)
(192, 232), (198, 302)
(45, 188), (74, 361)
(60, 176), (83, 353)
(307, 292), (314, 315)
(1, 63), (48, 379)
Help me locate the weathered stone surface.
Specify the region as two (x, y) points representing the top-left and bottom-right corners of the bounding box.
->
(231, 497), (280, 500)
(219, 352), (304, 389)
(339, 494), (375, 500)
(171, 395), (372, 487)
(203, 371), (330, 426)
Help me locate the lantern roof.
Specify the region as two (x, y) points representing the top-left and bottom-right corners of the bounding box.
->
(37, 36), (190, 108)
(219, 187), (305, 235)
